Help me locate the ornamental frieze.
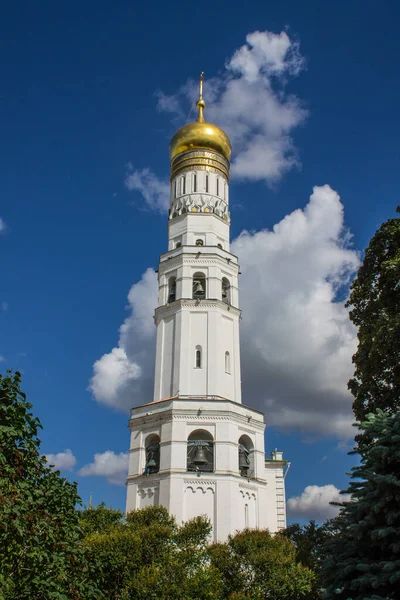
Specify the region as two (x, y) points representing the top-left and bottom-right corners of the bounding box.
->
(169, 193), (230, 222)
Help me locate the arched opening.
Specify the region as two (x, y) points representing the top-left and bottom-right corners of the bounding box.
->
(217, 243), (223, 250)
(175, 241), (182, 249)
(187, 429), (214, 472)
(193, 272), (206, 300)
(181, 175), (186, 195)
(222, 277), (231, 304)
(205, 174), (209, 193)
(195, 239), (204, 246)
(193, 173), (197, 192)
(168, 276), (176, 303)
(144, 434), (160, 475)
(195, 345), (202, 368)
(225, 351), (231, 374)
(238, 434), (254, 478)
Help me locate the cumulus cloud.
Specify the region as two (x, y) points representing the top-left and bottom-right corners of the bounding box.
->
(89, 268), (157, 409)
(0, 218), (6, 234)
(155, 29), (307, 186)
(288, 484), (351, 521)
(125, 165), (169, 213)
(79, 451), (129, 486)
(233, 185), (359, 437)
(45, 449), (77, 472)
(90, 185), (359, 438)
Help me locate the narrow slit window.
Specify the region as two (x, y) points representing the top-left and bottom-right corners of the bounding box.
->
(193, 173), (197, 192)
(195, 347), (202, 368)
(225, 351), (231, 373)
(182, 176), (186, 195)
(174, 180), (177, 198)
(205, 175), (209, 193)
(216, 178), (219, 196)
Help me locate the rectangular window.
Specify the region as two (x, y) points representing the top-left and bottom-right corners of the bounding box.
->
(182, 176), (186, 195)
(193, 173), (197, 192)
(205, 175), (209, 193)
(216, 178), (219, 196)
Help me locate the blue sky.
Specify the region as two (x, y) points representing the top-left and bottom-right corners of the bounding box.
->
(1, 0), (399, 520)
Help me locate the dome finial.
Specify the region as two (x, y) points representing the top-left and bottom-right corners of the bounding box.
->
(196, 72), (205, 123)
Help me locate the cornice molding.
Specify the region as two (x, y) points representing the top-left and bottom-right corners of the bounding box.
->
(154, 298), (241, 323)
(184, 479), (216, 486)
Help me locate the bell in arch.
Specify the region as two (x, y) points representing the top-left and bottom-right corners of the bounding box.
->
(192, 445), (208, 465)
(193, 280), (205, 296)
(146, 457), (157, 469)
(239, 447), (250, 473)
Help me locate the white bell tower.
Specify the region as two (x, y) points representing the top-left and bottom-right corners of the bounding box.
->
(126, 75), (288, 540)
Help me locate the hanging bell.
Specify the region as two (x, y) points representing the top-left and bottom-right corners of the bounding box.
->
(146, 457), (157, 469)
(192, 445), (208, 465)
(193, 280), (205, 295)
(239, 449), (249, 470)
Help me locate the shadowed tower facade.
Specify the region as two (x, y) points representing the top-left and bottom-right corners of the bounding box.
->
(126, 74), (288, 541)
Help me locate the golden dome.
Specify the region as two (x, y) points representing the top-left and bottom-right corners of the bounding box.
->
(169, 74), (231, 162)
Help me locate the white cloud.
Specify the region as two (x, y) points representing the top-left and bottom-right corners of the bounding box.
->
(154, 29), (307, 187)
(45, 449), (77, 472)
(79, 451), (129, 486)
(0, 218), (6, 234)
(90, 185), (359, 439)
(233, 185), (359, 437)
(288, 484), (351, 521)
(88, 268), (157, 409)
(1, 301), (8, 312)
(0, 355), (5, 362)
(125, 165), (170, 213)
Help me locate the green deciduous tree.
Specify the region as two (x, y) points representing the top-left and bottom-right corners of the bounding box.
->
(322, 410), (400, 600)
(83, 505), (223, 600)
(209, 528), (315, 599)
(279, 520), (339, 598)
(0, 370), (103, 600)
(346, 206), (400, 423)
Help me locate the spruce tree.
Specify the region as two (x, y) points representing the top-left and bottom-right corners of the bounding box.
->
(322, 410), (400, 600)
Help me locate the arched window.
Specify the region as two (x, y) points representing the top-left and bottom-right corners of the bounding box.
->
(195, 239), (204, 246)
(144, 434), (160, 475)
(168, 276), (176, 303)
(195, 345), (202, 368)
(187, 429), (214, 472)
(193, 272), (206, 300)
(222, 277), (231, 304)
(205, 174), (209, 193)
(238, 435), (254, 478)
(175, 241), (181, 249)
(225, 351), (231, 374)
(217, 243), (223, 250)
(193, 173), (197, 192)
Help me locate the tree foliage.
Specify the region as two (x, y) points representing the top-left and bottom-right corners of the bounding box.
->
(83, 505), (222, 599)
(346, 206), (400, 422)
(279, 520), (339, 598)
(322, 410), (400, 600)
(0, 370), (102, 600)
(209, 528), (315, 599)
